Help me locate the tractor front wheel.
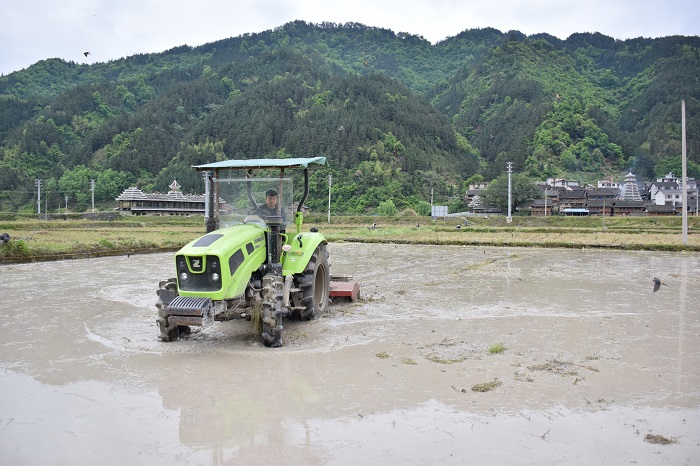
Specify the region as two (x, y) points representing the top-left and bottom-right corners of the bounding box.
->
(261, 268), (284, 347)
(294, 244), (330, 320)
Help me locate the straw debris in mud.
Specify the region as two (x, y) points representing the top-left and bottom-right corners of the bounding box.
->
(644, 433), (677, 445)
(471, 379), (503, 392)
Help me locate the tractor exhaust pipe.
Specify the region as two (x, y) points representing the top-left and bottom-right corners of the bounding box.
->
(298, 168), (310, 213)
(205, 171), (217, 233)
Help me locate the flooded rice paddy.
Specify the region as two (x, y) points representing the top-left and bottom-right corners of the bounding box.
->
(1, 243), (699, 465)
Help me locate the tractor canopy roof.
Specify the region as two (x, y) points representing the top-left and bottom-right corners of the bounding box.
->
(192, 157), (326, 171)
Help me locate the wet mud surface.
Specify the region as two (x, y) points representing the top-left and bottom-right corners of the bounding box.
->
(1, 243), (699, 465)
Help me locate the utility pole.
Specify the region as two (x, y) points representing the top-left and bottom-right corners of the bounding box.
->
(327, 174), (332, 223)
(602, 197), (606, 228)
(35, 179), (42, 217)
(506, 161), (513, 223)
(90, 179), (96, 212)
(544, 190), (547, 217)
(682, 100), (688, 245)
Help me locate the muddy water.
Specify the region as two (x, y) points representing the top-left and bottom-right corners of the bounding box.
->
(1, 244), (699, 465)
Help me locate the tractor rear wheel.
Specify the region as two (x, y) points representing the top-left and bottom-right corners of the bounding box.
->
(294, 244), (330, 320)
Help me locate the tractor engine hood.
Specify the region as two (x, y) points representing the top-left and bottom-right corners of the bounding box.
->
(175, 223), (267, 301)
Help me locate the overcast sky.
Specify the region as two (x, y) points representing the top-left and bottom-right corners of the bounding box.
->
(1, 0), (698, 76)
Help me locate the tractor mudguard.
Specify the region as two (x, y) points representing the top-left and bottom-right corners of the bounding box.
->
(282, 231), (327, 276)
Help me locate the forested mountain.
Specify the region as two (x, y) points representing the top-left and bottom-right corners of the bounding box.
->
(1, 21), (698, 214)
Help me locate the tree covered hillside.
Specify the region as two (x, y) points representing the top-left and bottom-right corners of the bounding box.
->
(1, 21), (698, 214)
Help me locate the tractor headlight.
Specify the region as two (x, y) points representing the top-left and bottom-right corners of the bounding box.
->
(211, 272), (220, 282)
(179, 272), (189, 281)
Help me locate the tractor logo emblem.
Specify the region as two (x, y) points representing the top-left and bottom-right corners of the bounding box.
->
(189, 257), (203, 271)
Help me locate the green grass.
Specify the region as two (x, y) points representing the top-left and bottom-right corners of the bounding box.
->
(488, 343), (506, 354)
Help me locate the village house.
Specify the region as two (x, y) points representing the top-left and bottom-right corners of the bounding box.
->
(527, 185), (560, 216)
(597, 178), (620, 189)
(529, 198), (554, 216)
(465, 182), (489, 207)
(586, 199), (612, 216)
(649, 173), (698, 212)
(585, 187), (620, 201)
(653, 187), (684, 208)
(645, 204), (678, 216)
(557, 189), (587, 213)
(546, 178), (580, 189)
(115, 180), (222, 216)
(611, 199), (646, 216)
(465, 182), (502, 214)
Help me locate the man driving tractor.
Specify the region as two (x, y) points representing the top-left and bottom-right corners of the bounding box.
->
(259, 189), (280, 216)
(255, 189), (286, 223)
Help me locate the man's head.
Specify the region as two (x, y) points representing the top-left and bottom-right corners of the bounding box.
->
(265, 189), (278, 208)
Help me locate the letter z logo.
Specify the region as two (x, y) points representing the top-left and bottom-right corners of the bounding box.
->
(190, 257), (203, 271)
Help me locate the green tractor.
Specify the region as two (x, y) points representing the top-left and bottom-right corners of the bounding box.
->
(156, 157), (336, 347)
